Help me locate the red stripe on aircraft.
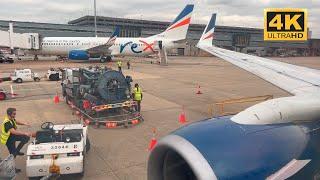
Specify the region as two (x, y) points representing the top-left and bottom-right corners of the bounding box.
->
(167, 17), (191, 31)
(139, 40), (155, 53)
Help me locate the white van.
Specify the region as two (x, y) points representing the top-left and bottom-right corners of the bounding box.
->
(11, 69), (41, 83)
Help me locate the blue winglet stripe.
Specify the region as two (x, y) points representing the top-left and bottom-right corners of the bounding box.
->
(205, 14), (216, 34)
(170, 4), (194, 26)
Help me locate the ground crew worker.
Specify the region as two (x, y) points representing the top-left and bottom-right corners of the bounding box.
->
(1, 108), (33, 173)
(132, 83), (142, 112)
(117, 60), (122, 72)
(127, 60), (131, 69)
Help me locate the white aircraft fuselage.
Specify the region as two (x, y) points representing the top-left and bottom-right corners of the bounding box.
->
(32, 4), (194, 60)
(39, 36), (178, 57)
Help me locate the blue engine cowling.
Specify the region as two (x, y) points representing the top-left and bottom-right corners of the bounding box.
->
(148, 116), (320, 180)
(68, 50), (89, 60)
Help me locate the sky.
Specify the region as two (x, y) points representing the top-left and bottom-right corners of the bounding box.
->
(0, 0), (319, 38)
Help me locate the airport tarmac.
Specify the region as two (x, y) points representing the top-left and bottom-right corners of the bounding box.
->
(0, 56), (319, 179)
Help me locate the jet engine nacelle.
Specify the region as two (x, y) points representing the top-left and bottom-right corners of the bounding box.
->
(148, 95), (320, 180)
(68, 50), (89, 60)
(232, 95), (320, 125)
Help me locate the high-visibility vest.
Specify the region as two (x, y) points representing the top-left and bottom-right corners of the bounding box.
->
(117, 61), (122, 67)
(133, 87), (142, 101)
(0, 116), (17, 145)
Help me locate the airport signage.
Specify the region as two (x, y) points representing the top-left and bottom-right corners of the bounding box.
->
(264, 8), (308, 41)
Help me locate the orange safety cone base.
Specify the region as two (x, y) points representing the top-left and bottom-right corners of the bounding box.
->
(148, 138), (157, 151)
(179, 113), (187, 124)
(54, 95), (60, 104)
(196, 85), (202, 94)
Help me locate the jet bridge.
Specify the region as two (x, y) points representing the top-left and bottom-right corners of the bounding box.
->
(0, 23), (40, 50)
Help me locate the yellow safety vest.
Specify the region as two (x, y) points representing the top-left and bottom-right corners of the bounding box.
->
(117, 61), (122, 67)
(0, 116), (17, 145)
(133, 87), (142, 101)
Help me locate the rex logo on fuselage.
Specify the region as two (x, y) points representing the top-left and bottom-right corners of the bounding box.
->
(119, 40), (155, 54)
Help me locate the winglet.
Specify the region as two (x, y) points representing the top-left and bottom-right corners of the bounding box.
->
(106, 26), (120, 46)
(198, 13), (216, 46)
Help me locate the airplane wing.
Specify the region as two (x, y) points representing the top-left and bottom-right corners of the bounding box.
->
(197, 14), (320, 96)
(86, 26), (120, 54)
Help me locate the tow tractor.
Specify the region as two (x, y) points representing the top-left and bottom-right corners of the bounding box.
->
(26, 122), (90, 179)
(45, 68), (62, 81)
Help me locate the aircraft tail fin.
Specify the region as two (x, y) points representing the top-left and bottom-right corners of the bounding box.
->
(198, 13), (216, 46)
(106, 26), (120, 46)
(155, 4), (194, 41)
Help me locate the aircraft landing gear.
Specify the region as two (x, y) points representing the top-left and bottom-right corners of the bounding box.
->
(100, 56), (112, 63)
(34, 55), (38, 61)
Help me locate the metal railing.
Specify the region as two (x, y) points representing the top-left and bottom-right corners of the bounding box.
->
(208, 95), (273, 117)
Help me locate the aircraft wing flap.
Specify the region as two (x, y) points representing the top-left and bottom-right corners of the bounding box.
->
(198, 44), (320, 95)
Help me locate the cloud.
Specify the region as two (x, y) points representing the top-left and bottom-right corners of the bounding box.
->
(0, 0), (318, 38)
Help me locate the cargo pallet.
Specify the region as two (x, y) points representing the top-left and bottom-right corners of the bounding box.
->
(67, 100), (143, 128)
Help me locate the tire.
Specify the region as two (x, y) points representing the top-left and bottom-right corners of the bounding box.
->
(106, 56), (112, 62)
(0, 92), (6, 101)
(49, 74), (59, 81)
(16, 78), (23, 83)
(100, 57), (106, 63)
(65, 95), (70, 104)
(78, 155), (85, 177)
(86, 137), (91, 153)
(34, 77), (40, 82)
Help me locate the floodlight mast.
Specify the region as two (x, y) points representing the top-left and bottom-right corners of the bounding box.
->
(94, 0), (97, 37)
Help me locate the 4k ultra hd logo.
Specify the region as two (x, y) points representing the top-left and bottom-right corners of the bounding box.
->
(264, 8), (308, 41)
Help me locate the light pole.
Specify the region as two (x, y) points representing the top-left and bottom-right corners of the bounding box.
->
(94, 0), (97, 37)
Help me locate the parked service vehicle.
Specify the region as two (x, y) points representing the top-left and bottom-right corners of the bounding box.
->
(11, 69), (41, 83)
(0, 54), (14, 63)
(45, 68), (62, 81)
(26, 122), (90, 179)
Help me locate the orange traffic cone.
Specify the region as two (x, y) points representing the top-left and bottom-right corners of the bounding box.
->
(196, 85), (202, 94)
(148, 128), (157, 151)
(54, 93), (60, 104)
(179, 107), (187, 124)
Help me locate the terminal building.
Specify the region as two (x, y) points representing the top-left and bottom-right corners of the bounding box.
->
(0, 15), (319, 57)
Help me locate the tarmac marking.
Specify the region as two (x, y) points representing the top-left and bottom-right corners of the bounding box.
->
(124, 71), (161, 80)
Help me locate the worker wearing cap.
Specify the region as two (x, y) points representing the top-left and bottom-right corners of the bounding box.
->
(1, 108), (33, 173)
(132, 83), (143, 112)
(117, 60), (122, 72)
(1, 108), (32, 155)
